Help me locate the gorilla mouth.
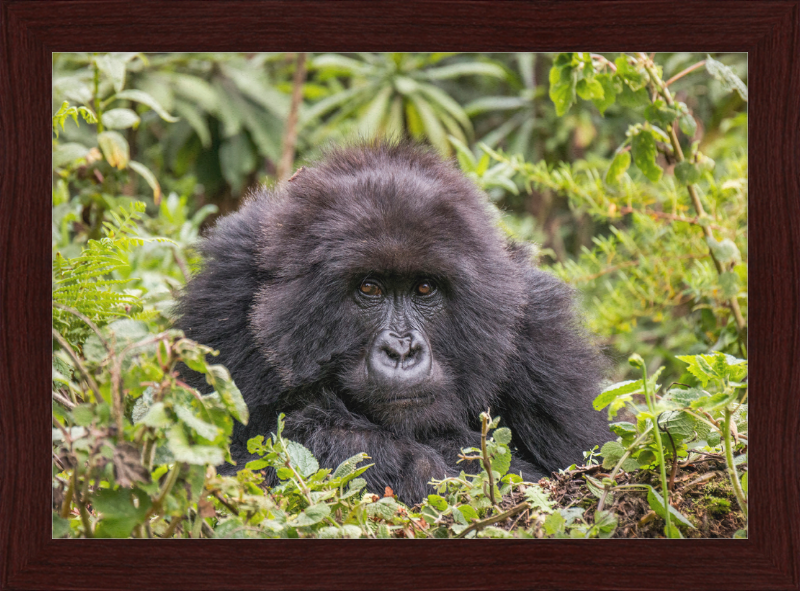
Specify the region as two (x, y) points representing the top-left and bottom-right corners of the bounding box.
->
(389, 393), (434, 407)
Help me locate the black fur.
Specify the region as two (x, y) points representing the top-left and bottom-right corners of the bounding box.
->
(176, 141), (608, 504)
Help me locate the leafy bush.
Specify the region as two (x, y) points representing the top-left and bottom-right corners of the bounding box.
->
(52, 52), (747, 538)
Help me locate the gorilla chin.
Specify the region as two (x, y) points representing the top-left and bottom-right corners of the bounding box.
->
(176, 140), (609, 504)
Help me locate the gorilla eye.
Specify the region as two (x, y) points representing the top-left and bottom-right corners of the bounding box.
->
(359, 281), (382, 297)
(415, 281), (435, 296)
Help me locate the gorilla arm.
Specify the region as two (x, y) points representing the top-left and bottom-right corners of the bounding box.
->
(496, 268), (609, 475)
(280, 392), (453, 504)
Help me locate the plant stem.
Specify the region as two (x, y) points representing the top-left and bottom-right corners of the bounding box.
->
(479, 413), (498, 508)
(52, 329), (102, 402)
(454, 501), (530, 539)
(640, 364), (672, 534)
(277, 52), (308, 182)
(93, 56), (103, 133)
(597, 426), (652, 512)
(665, 60), (706, 88)
(723, 405), (748, 518)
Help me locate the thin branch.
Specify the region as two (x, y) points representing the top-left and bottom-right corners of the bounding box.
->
(277, 52), (308, 182)
(479, 412), (498, 508)
(53, 302), (110, 351)
(52, 328), (102, 402)
(665, 60), (706, 88)
(454, 501), (530, 539)
(619, 206), (726, 231)
(53, 390), (76, 409)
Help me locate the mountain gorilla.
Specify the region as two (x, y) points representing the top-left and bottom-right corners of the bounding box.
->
(176, 141), (608, 504)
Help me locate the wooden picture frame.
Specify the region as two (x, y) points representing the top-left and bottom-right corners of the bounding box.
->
(1, 1), (798, 589)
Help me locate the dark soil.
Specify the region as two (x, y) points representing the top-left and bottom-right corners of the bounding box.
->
(538, 457), (747, 538)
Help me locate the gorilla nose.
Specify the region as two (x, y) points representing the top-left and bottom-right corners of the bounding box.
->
(367, 330), (432, 386)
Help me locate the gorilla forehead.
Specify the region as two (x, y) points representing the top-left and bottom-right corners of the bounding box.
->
(261, 143), (514, 282)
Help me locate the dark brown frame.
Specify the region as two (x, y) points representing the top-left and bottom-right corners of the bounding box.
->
(2, 1), (798, 589)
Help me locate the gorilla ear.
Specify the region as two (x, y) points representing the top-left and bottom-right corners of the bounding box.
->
(288, 167), (306, 182)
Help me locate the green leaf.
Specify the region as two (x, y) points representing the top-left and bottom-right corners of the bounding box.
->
(114, 89), (179, 122)
(665, 522), (684, 538)
(719, 271), (741, 298)
(456, 504), (479, 523)
(631, 130), (663, 182)
(674, 161), (700, 185)
(205, 364), (248, 424)
(53, 513), (71, 538)
(706, 236), (740, 264)
(357, 84), (392, 136)
(293, 503), (331, 527)
(166, 424), (224, 466)
(424, 62), (507, 81)
(97, 131), (130, 169)
(311, 53), (371, 76)
(175, 404), (220, 441)
(524, 484), (555, 513)
(741, 472), (748, 494)
(646, 487), (695, 529)
(600, 441), (626, 469)
(427, 494), (448, 511)
(71, 404), (95, 427)
(592, 73), (617, 115)
(493, 427), (512, 445)
(92, 488), (151, 538)
(101, 108), (140, 130)
(644, 100), (679, 127)
(286, 440), (319, 478)
(609, 422), (636, 438)
(592, 510), (618, 537)
(659, 411), (696, 441)
(576, 77), (604, 101)
(705, 55), (748, 100)
(549, 62), (577, 116)
(333, 453), (370, 479)
(53, 142), (90, 168)
(543, 511), (565, 535)
(615, 84), (649, 108)
(679, 113), (697, 137)
(490, 445), (512, 476)
(129, 160), (162, 203)
(605, 151), (631, 185)
(367, 497), (400, 520)
(593, 380), (643, 410)
(138, 402), (171, 428)
(245, 458), (269, 471)
(95, 54), (127, 93)
(667, 387), (706, 406)
(614, 55), (645, 89)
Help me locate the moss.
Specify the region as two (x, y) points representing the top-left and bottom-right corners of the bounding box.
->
(702, 495), (732, 515)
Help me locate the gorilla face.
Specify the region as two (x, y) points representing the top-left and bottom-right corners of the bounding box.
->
(178, 141), (608, 504)
(247, 147), (526, 437)
(341, 273), (454, 434)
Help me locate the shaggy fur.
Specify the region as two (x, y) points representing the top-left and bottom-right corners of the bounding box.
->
(176, 141), (608, 504)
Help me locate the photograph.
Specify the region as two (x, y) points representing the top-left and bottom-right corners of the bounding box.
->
(50, 51), (749, 540)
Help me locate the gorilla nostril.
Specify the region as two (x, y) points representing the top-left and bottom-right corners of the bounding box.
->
(368, 329), (432, 386)
(381, 345), (401, 362)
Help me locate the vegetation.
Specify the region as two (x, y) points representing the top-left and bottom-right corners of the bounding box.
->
(52, 52), (747, 538)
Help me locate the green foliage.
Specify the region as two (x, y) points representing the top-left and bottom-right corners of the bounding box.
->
(480, 52), (747, 384)
(594, 352), (748, 537)
(304, 53), (507, 155)
(52, 52), (747, 539)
